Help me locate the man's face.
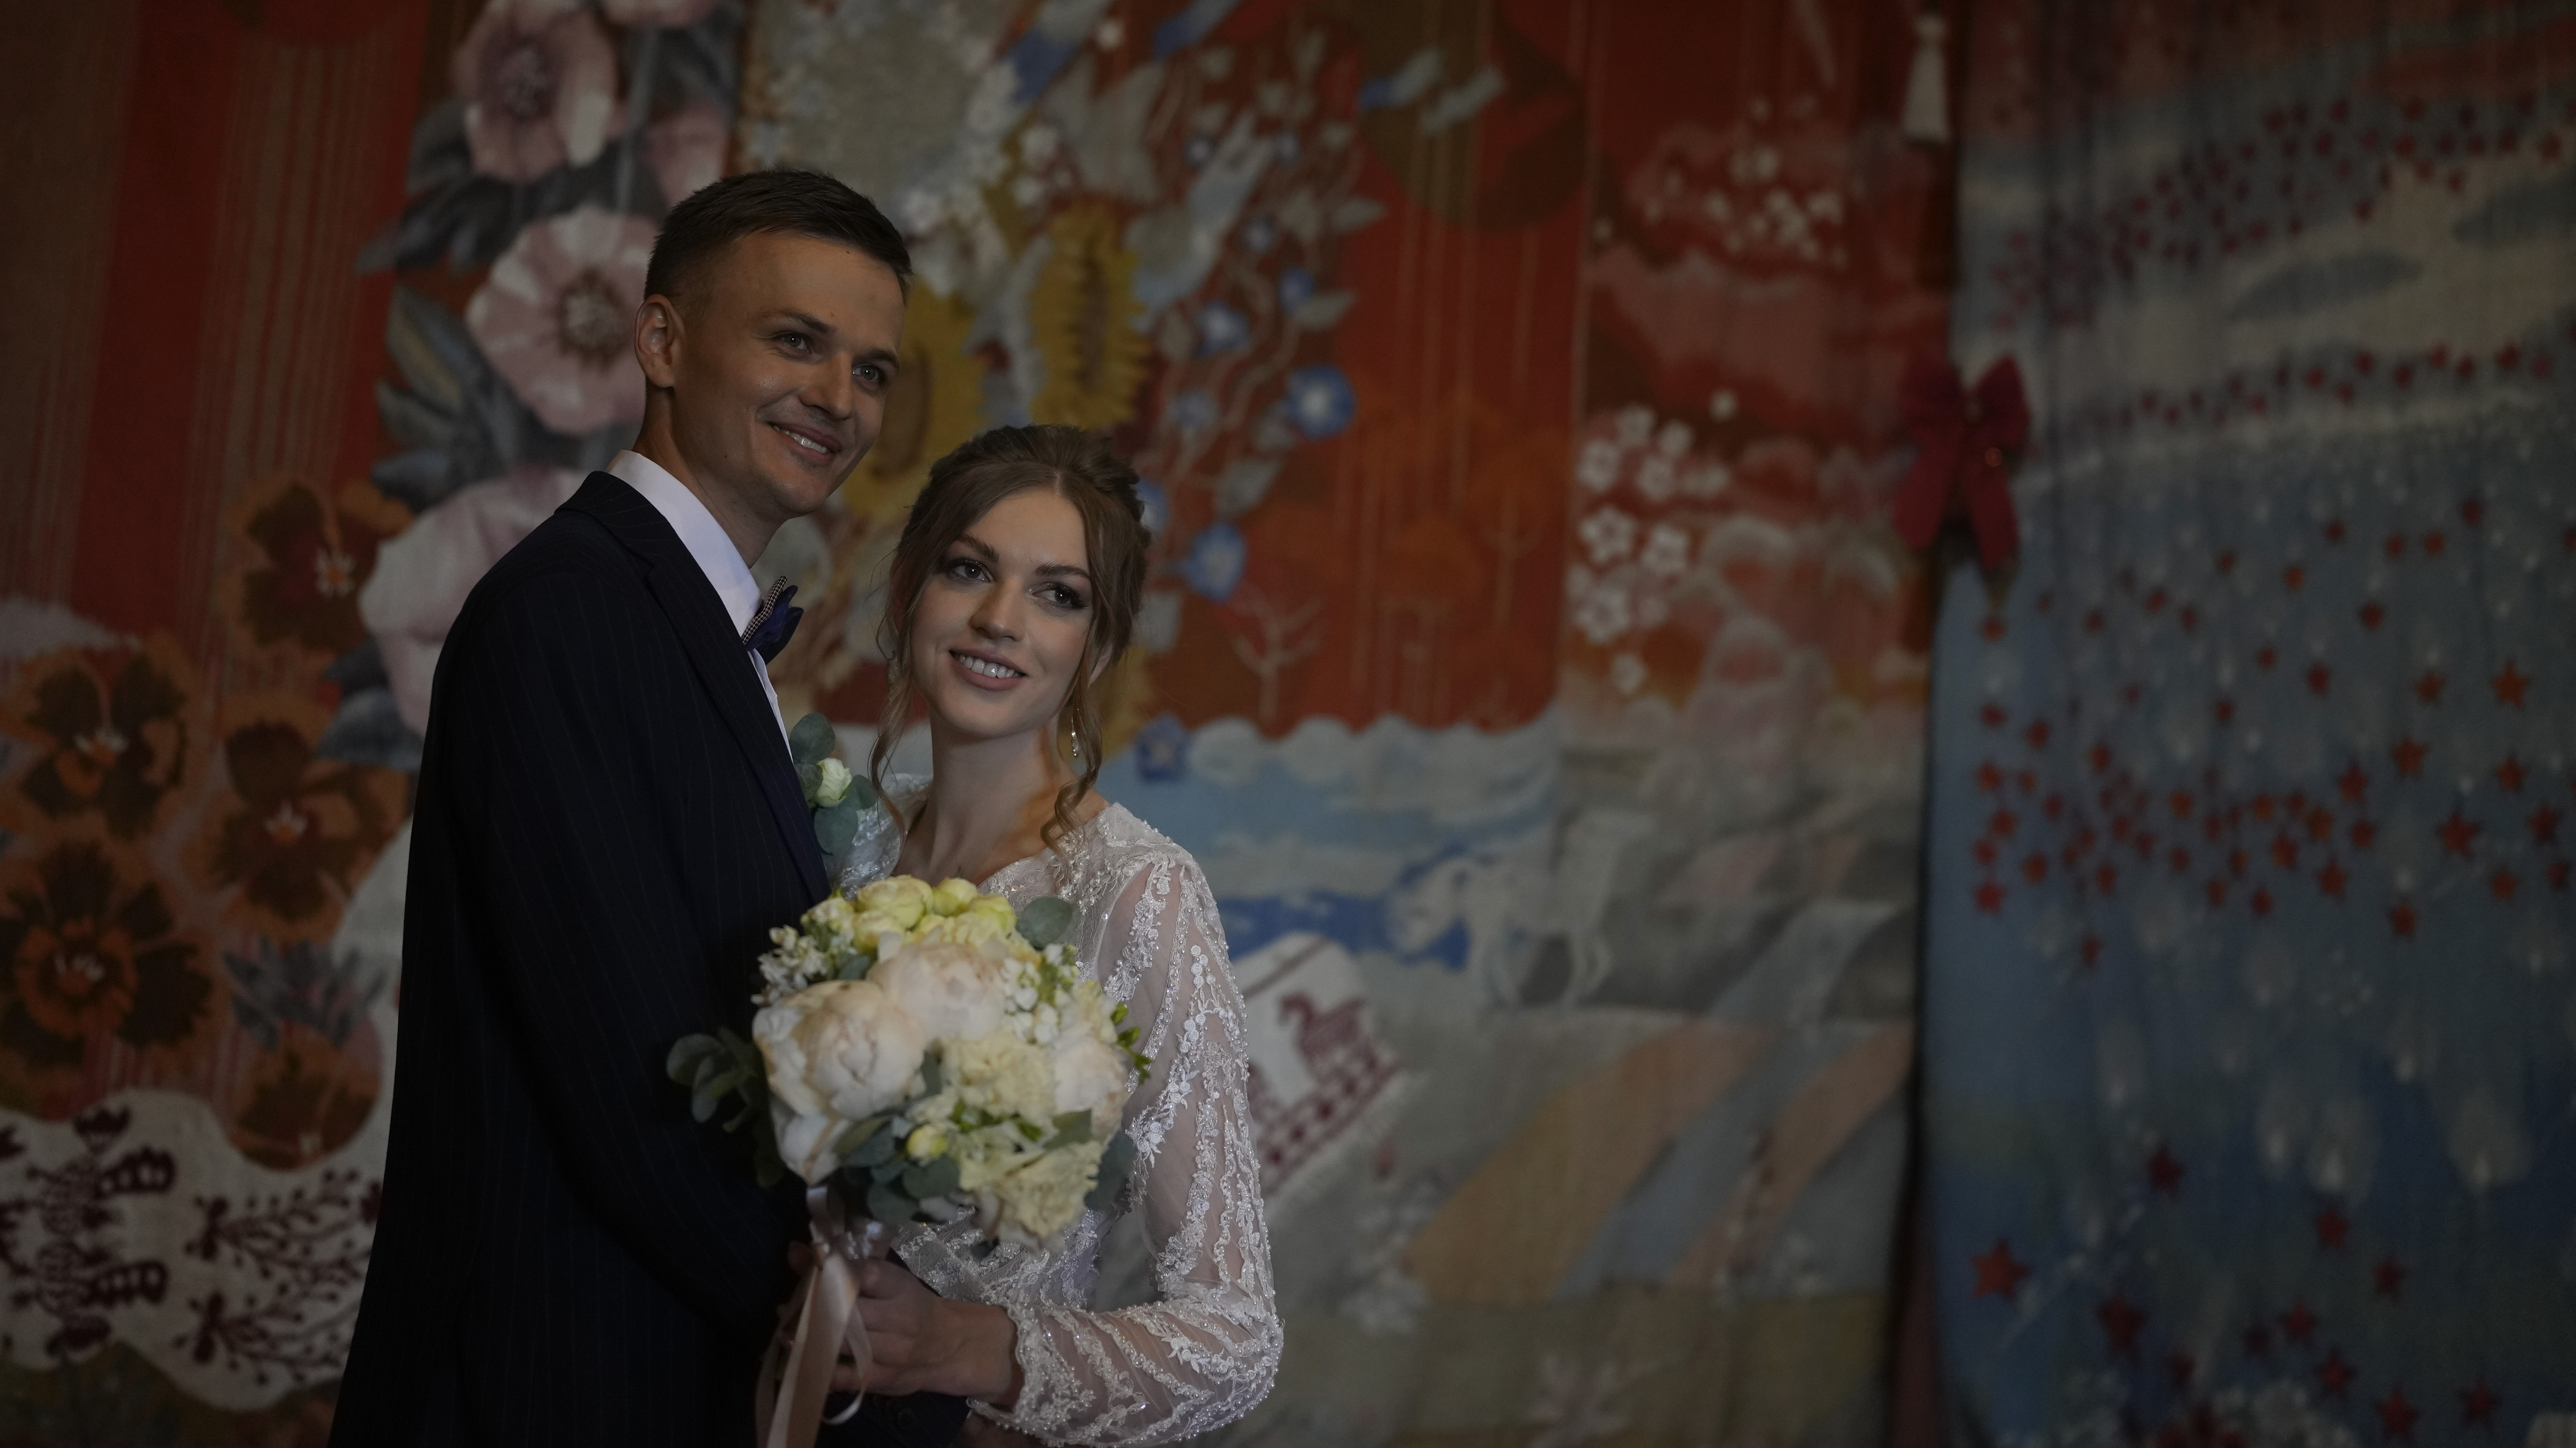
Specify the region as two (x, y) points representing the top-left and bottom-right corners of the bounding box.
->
(645, 231), (907, 528)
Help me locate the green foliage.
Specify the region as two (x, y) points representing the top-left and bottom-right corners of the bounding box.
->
(1015, 895), (1076, 949)
(1046, 1109), (1093, 1148)
(1087, 1131), (1138, 1213)
(788, 712), (838, 768)
(666, 1029), (781, 1181)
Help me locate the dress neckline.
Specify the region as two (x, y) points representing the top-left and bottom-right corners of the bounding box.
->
(878, 777), (1130, 891)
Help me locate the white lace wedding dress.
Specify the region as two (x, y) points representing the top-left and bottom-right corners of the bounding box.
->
(841, 782), (1280, 1445)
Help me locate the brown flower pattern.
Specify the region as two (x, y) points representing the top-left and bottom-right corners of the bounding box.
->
(0, 838), (212, 1074)
(190, 698), (405, 941)
(228, 476), (411, 658)
(0, 638), (197, 842)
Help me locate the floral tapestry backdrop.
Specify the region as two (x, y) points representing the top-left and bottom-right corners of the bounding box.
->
(1923, 4), (2576, 1447)
(0, 0), (1947, 1443)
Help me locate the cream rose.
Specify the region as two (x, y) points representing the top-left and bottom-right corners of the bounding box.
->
(753, 979), (928, 1181)
(853, 875), (934, 931)
(870, 939), (1012, 1044)
(929, 877), (981, 916)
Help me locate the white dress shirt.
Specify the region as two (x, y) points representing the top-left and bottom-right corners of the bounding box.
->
(607, 451), (789, 746)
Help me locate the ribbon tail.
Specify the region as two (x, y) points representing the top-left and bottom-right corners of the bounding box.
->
(758, 1193), (877, 1448)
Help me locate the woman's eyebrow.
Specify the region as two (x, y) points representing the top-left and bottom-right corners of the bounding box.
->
(1033, 563), (1093, 582)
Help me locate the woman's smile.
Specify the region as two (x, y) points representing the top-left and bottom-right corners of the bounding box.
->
(949, 648), (1027, 686)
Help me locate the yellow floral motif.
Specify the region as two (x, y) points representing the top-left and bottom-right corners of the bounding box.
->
(1028, 204), (1147, 431)
(838, 286), (986, 525)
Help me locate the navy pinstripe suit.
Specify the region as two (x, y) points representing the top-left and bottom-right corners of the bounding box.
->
(333, 475), (963, 1447)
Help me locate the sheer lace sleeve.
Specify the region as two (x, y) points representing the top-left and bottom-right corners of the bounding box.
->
(982, 851), (1281, 1445)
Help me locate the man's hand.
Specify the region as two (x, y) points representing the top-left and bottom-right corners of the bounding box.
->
(829, 1256), (1021, 1405)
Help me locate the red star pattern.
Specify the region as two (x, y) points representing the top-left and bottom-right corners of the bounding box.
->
(2147, 1144), (2185, 1194)
(2495, 754), (2526, 792)
(2491, 869), (2518, 901)
(2391, 738), (2427, 777)
(2378, 1387), (2419, 1441)
(2389, 901), (2418, 938)
(2280, 1301), (2319, 1344)
(2531, 803), (2562, 846)
(1975, 880), (2006, 913)
(1972, 1239), (2030, 1298)
(2492, 659), (2530, 707)
(2374, 1256), (2406, 1298)
(2414, 670), (2445, 704)
(2316, 1207), (2351, 1248)
(2337, 762), (2370, 801)
(2319, 1348), (2357, 1397)
(2460, 1382), (2500, 1427)
(2437, 808), (2481, 858)
(2317, 858), (2349, 897)
(2098, 1295), (2147, 1356)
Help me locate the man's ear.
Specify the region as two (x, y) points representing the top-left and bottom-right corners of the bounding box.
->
(634, 295), (683, 389)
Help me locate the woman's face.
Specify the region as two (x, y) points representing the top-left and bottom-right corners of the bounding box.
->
(907, 486), (1096, 752)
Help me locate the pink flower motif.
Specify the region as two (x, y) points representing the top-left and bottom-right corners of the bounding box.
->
(466, 206), (656, 436)
(453, 0), (622, 183)
(601, 0), (722, 25)
(360, 467), (585, 733)
(646, 99), (730, 205)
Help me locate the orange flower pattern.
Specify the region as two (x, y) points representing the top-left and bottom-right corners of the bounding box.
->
(0, 839), (211, 1076)
(0, 639), (197, 842)
(190, 699), (405, 941)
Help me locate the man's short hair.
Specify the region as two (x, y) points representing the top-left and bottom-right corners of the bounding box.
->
(645, 169), (913, 308)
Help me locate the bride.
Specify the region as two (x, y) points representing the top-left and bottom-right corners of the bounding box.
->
(831, 425), (1279, 1445)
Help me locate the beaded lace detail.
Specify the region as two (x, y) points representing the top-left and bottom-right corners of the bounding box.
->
(841, 782), (1280, 1445)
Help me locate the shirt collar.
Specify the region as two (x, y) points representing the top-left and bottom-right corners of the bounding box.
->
(608, 451), (763, 638)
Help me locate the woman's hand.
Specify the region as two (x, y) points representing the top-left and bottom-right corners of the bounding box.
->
(832, 1256), (1022, 1406)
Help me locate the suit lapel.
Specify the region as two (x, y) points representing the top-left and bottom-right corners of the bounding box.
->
(563, 474), (829, 904)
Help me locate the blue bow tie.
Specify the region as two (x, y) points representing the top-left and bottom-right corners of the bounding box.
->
(744, 578), (803, 663)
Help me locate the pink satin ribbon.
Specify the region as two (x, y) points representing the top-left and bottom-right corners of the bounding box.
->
(758, 1188), (884, 1448)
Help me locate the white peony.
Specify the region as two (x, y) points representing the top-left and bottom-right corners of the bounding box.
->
(753, 979), (928, 1181)
(1048, 983), (1132, 1129)
(871, 939), (1012, 1044)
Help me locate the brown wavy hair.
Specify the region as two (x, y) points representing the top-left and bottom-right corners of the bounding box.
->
(872, 426), (1149, 849)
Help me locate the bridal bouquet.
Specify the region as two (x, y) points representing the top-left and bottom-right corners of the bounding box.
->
(668, 875), (1145, 1444)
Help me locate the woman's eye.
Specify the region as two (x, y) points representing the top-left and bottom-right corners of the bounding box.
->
(1044, 586), (1089, 611)
(943, 558), (987, 582)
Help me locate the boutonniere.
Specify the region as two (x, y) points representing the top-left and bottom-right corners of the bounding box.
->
(788, 712), (876, 862)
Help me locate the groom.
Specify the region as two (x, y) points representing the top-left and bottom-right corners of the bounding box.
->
(335, 172), (964, 1447)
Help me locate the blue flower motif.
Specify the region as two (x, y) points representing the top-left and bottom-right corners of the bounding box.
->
(1167, 389), (1218, 435)
(1242, 215), (1277, 255)
(1180, 523), (1247, 602)
(1197, 302), (1250, 355)
(1276, 267), (1315, 312)
(1132, 714), (1190, 781)
(1281, 365), (1356, 441)
(1132, 477), (1169, 541)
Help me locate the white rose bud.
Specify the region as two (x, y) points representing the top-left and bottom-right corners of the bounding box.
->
(812, 757), (854, 807)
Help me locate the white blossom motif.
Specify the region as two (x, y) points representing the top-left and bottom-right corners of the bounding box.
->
(1613, 404), (1655, 447)
(1634, 454), (1677, 502)
(1641, 522), (1692, 577)
(1655, 419), (1694, 457)
(1571, 584), (1633, 644)
(1526, 1351), (1664, 1448)
(1578, 509), (1639, 566)
(1681, 460), (1734, 498)
(1575, 437), (1624, 492)
(1609, 653), (1649, 694)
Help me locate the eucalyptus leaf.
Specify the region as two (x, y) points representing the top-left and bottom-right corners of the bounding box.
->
(789, 712), (837, 767)
(867, 1181), (915, 1225)
(797, 760), (824, 799)
(814, 795), (860, 855)
(834, 1115), (890, 1161)
(869, 1155), (909, 1185)
(752, 1130), (786, 1189)
(1047, 1109), (1092, 1148)
(920, 1054), (945, 1095)
(1086, 1131), (1139, 1213)
(851, 1123), (898, 1168)
(902, 1156), (960, 1201)
(1016, 896), (1077, 949)
(667, 1034), (723, 1083)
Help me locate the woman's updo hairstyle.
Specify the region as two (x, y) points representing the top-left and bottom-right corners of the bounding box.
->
(873, 425), (1150, 848)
